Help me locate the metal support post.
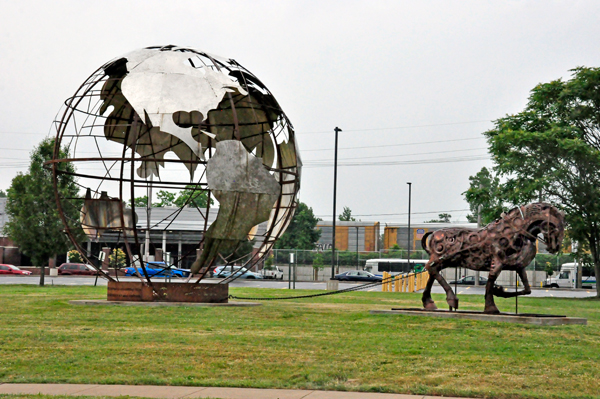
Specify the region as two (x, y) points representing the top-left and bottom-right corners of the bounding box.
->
(331, 127), (341, 279)
(407, 182), (412, 271)
(355, 226), (359, 269)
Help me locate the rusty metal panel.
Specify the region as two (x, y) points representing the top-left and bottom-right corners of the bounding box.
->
(107, 281), (228, 303)
(107, 281), (153, 302)
(80, 189), (137, 239)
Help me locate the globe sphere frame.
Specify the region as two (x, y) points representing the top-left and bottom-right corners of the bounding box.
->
(49, 45), (301, 286)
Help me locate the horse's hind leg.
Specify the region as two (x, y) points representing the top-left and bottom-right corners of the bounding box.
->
(421, 261), (437, 310)
(493, 267), (532, 298)
(484, 260), (503, 314)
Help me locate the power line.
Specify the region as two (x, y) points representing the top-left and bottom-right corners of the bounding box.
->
(304, 147), (488, 163)
(303, 154), (490, 168)
(298, 120), (491, 134)
(0, 131), (47, 135)
(302, 136), (484, 152)
(316, 208), (471, 218)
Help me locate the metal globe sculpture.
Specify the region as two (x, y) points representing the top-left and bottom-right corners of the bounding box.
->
(50, 45), (301, 286)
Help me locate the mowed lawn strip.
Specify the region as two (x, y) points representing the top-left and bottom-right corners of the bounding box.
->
(0, 285), (599, 399)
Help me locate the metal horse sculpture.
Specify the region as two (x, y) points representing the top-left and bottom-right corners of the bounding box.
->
(420, 203), (564, 314)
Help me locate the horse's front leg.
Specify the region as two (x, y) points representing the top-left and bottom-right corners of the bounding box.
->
(484, 260), (503, 314)
(493, 267), (532, 298)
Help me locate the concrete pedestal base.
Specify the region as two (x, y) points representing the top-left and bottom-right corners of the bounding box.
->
(326, 279), (339, 291)
(370, 308), (587, 326)
(107, 281), (228, 303)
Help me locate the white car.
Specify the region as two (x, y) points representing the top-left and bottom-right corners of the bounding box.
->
(260, 266), (284, 279)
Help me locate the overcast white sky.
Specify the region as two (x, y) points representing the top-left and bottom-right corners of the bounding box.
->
(1, 0), (599, 223)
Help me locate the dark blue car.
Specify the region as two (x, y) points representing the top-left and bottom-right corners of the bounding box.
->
(124, 261), (190, 278)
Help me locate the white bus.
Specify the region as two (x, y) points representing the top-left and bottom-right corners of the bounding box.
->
(545, 263), (596, 289)
(364, 258), (429, 276)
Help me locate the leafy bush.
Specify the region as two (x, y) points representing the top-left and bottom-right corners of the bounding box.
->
(109, 248), (127, 268)
(67, 249), (83, 263)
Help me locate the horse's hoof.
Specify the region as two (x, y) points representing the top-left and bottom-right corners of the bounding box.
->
(423, 300), (438, 311)
(447, 297), (459, 309)
(484, 306), (500, 314)
(492, 285), (505, 296)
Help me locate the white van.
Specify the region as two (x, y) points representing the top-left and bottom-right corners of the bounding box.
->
(364, 258), (429, 276)
(545, 263), (596, 288)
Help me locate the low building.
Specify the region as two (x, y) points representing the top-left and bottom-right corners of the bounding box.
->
(315, 221), (380, 252)
(383, 222), (478, 251)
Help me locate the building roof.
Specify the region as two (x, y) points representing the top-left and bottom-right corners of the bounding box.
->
(383, 222), (478, 229)
(316, 220), (380, 227)
(133, 206), (220, 232)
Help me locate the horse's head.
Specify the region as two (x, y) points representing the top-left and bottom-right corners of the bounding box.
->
(523, 203), (565, 254)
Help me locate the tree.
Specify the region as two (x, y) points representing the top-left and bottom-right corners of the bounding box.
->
(480, 66), (600, 297)
(338, 206), (356, 221)
(109, 248), (127, 268)
(67, 249), (83, 263)
(0, 189), (6, 198)
(425, 213), (452, 223)
(463, 167), (509, 225)
(5, 138), (81, 286)
(312, 252), (324, 280)
(133, 196), (148, 207)
(133, 186), (213, 209)
(174, 185), (214, 208)
(275, 202), (321, 249)
(154, 190), (176, 207)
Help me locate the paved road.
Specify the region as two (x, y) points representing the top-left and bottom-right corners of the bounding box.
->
(0, 276), (595, 298)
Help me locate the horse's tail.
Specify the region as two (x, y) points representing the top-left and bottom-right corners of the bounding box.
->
(421, 231), (433, 255)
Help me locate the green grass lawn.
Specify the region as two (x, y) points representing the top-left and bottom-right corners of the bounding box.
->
(0, 285), (599, 399)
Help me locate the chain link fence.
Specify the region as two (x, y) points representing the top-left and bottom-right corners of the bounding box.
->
(269, 249), (576, 272)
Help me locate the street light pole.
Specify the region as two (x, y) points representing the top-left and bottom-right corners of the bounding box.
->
(356, 226), (359, 270)
(331, 127), (341, 279)
(407, 182), (412, 271)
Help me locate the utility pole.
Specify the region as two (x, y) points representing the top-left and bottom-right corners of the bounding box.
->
(407, 182), (412, 270)
(331, 127), (341, 279)
(355, 226), (359, 270)
(475, 203), (482, 287)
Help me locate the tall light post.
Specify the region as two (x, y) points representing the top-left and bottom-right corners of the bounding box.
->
(355, 226), (359, 270)
(331, 127), (342, 279)
(407, 182), (412, 270)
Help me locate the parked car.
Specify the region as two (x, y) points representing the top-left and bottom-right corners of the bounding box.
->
(448, 275), (488, 285)
(260, 266), (284, 280)
(212, 265), (242, 278)
(58, 263), (99, 276)
(214, 268), (264, 279)
(333, 270), (382, 282)
(0, 264), (32, 275)
(124, 261), (189, 278)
